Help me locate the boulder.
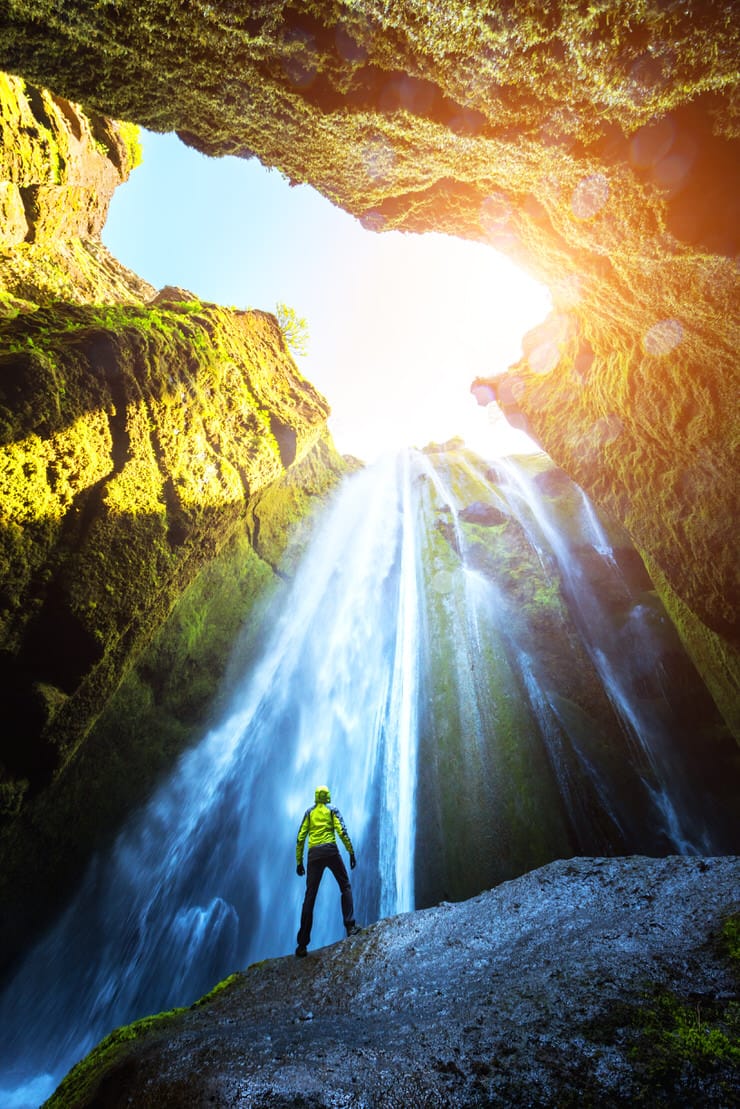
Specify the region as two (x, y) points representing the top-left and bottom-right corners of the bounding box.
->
(48, 856), (740, 1108)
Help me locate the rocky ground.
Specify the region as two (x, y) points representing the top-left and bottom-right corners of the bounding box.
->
(48, 855), (739, 1107)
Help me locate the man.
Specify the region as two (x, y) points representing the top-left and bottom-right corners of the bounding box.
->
(295, 784), (360, 957)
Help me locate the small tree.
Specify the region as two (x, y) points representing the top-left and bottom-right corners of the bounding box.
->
(275, 302), (309, 357)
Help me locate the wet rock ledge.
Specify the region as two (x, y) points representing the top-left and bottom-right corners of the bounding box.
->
(48, 856), (739, 1108)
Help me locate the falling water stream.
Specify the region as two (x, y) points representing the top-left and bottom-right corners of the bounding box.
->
(489, 455), (714, 853)
(1, 447), (737, 1108)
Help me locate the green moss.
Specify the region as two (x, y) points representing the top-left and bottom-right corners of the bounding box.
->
(641, 552), (740, 743)
(413, 450), (580, 903)
(0, 72), (152, 310)
(44, 1005), (188, 1109)
(247, 432), (348, 573)
(619, 984), (740, 1104)
(194, 971), (243, 1006)
(0, 298), (325, 692)
(639, 992), (739, 1066)
(45, 969), (243, 1106)
(719, 913), (740, 967)
(583, 911), (740, 1103)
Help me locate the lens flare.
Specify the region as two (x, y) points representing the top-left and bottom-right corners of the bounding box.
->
(643, 318), (683, 356)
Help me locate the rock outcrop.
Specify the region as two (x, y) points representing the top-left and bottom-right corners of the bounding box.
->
(0, 2), (736, 737)
(46, 856), (740, 1108)
(0, 294), (333, 801)
(0, 71), (152, 306)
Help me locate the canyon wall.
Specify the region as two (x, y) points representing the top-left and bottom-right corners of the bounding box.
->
(0, 71), (151, 307)
(1, 292), (335, 803)
(0, 1), (735, 734)
(0, 71), (349, 959)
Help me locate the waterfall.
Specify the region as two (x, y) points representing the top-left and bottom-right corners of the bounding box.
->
(489, 455), (717, 853)
(0, 453), (422, 1109)
(379, 451), (420, 915)
(2, 445), (738, 1109)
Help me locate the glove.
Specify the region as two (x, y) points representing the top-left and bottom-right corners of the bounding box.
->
(350, 854), (356, 870)
(296, 863), (305, 877)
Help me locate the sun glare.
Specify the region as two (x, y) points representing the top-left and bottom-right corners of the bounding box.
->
(307, 231), (551, 461)
(104, 132), (551, 464)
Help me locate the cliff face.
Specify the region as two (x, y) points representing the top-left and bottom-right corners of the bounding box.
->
(1, 1), (734, 735)
(414, 446), (739, 907)
(0, 71), (350, 960)
(0, 295), (332, 808)
(0, 71), (152, 306)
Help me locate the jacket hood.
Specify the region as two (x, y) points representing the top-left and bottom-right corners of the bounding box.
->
(315, 785), (331, 804)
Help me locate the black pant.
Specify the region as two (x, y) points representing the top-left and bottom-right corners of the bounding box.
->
(297, 845), (355, 947)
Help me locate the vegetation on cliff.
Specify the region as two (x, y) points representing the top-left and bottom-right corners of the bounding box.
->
(0, 430), (346, 975)
(0, 289), (349, 960)
(484, 259), (739, 736)
(275, 301), (310, 359)
(0, 71), (352, 966)
(0, 297), (331, 804)
(415, 447), (595, 899)
(0, 71), (150, 307)
(413, 444), (739, 905)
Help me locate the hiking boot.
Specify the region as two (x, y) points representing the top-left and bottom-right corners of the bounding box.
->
(295, 945), (307, 958)
(346, 925), (361, 937)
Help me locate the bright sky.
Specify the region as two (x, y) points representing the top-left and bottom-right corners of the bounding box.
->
(103, 131), (551, 462)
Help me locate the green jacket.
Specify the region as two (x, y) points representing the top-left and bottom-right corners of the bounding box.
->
(296, 793), (354, 865)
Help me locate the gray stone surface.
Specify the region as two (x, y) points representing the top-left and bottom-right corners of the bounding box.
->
(50, 856), (739, 1107)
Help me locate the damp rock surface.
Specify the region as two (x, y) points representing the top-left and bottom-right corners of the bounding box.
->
(48, 856), (740, 1108)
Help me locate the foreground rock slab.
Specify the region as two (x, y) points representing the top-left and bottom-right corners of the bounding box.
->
(49, 856), (739, 1107)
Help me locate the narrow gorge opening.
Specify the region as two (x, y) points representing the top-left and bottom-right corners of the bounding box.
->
(102, 129), (552, 462)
